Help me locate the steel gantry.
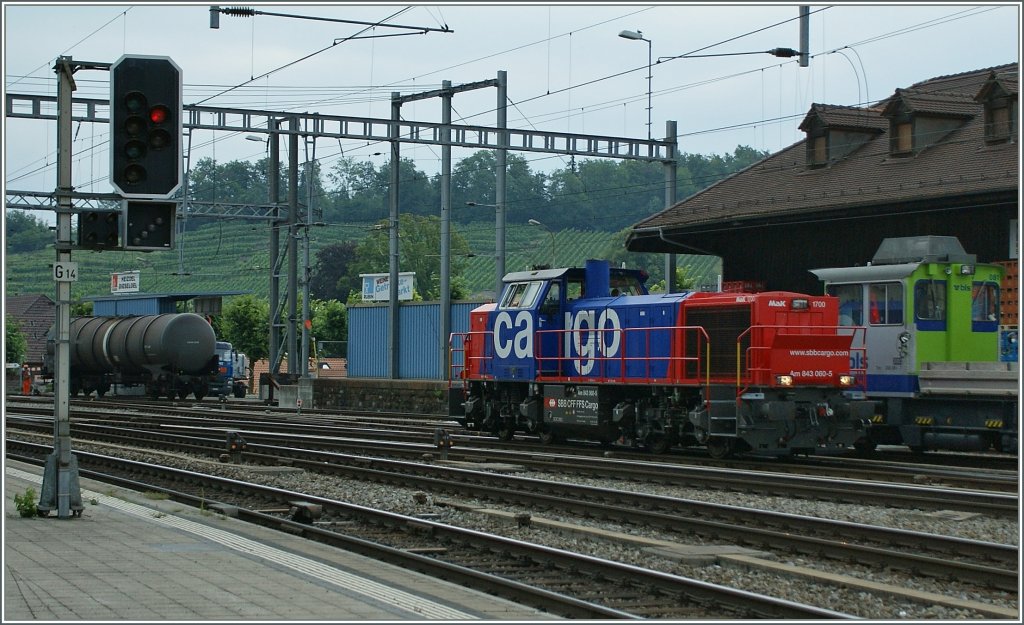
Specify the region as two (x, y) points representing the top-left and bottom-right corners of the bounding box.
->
(6, 74), (678, 381)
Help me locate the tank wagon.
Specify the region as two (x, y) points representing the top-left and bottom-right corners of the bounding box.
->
(449, 260), (873, 458)
(811, 236), (1018, 453)
(44, 313), (218, 400)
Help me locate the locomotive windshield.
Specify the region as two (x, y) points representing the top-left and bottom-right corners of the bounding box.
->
(827, 284), (863, 326)
(972, 282), (999, 322)
(501, 281), (543, 309)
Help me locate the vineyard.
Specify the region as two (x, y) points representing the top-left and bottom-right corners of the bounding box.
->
(5, 220), (723, 303)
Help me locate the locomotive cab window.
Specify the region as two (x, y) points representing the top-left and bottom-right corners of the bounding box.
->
(501, 281), (542, 309)
(827, 284), (863, 325)
(914, 280), (946, 330)
(972, 282), (1000, 331)
(609, 274), (643, 296)
(868, 282), (903, 325)
(566, 279), (584, 302)
(539, 282), (561, 316)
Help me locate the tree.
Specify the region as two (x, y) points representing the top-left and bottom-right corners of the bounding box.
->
(452, 150), (548, 224)
(646, 267), (697, 293)
(188, 158), (270, 205)
(326, 156), (387, 222)
(70, 302), (93, 316)
(310, 241), (361, 301)
(4, 210), (53, 253)
(349, 215), (473, 300)
(221, 295), (269, 363)
(5, 315), (27, 364)
(310, 299), (347, 357)
(600, 228), (667, 283)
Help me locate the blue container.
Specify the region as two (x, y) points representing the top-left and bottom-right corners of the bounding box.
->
(348, 301), (485, 379)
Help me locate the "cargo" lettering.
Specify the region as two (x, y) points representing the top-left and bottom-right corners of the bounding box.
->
(565, 309), (622, 375)
(493, 310), (533, 359)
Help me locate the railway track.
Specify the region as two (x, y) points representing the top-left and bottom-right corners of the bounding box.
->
(6, 408), (1018, 511)
(13, 393), (1022, 474)
(6, 442), (854, 620)
(8, 397), (1018, 492)
(6, 419), (1018, 593)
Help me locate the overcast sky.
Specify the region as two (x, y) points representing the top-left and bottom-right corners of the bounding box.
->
(3, 2), (1021, 198)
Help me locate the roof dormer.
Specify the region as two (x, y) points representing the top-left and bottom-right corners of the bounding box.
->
(880, 88), (976, 157)
(974, 70), (1018, 144)
(798, 104), (885, 169)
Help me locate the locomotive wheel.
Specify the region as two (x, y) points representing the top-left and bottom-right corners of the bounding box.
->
(706, 438), (734, 459)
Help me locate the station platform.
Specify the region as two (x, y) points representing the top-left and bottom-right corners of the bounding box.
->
(3, 459), (555, 621)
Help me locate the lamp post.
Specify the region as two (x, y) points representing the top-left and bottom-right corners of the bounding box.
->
(528, 219), (556, 268)
(466, 201), (505, 299)
(618, 29), (652, 140)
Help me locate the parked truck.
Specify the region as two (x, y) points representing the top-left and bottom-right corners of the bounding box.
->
(211, 341), (250, 398)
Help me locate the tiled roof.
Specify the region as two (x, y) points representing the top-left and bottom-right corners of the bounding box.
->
(799, 104), (887, 132)
(5, 295), (55, 365)
(975, 70), (1019, 100)
(882, 88), (979, 117)
(630, 64), (1019, 235)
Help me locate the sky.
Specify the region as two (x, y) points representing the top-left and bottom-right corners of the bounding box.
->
(3, 2), (1021, 201)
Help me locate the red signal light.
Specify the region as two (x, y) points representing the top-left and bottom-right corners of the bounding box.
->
(149, 105), (169, 124)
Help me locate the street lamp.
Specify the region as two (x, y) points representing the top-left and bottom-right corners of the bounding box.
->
(528, 219), (556, 268)
(466, 201), (505, 298)
(619, 29), (652, 140)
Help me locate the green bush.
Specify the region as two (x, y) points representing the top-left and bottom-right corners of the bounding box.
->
(14, 488), (38, 517)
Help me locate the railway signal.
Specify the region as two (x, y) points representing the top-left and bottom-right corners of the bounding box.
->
(122, 199), (176, 251)
(109, 55), (182, 198)
(77, 210), (120, 249)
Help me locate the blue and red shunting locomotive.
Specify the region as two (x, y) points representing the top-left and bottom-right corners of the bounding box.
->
(449, 260), (875, 458)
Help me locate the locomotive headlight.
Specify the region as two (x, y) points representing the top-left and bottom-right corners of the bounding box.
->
(791, 299), (809, 310)
(776, 374), (794, 387)
(839, 374), (855, 387)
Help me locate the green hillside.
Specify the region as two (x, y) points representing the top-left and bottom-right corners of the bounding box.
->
(5, 220), (722, 303)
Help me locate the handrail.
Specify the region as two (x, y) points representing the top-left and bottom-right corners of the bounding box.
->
(454, 325), (711, 391)
(451, 323), (867, 399)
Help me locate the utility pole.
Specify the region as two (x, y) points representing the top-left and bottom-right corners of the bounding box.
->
(388, 93), (401, 379)
(495, 71), (508, 298)
(440, 81), (452, 379)
(287, 116), (299, 376)
(38, 56), (85, 518)
(390, 75), (502, 378)
(663, 120), (678, 293)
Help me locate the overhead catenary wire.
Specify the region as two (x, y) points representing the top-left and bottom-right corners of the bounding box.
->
(5, 5), (1014, 198)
